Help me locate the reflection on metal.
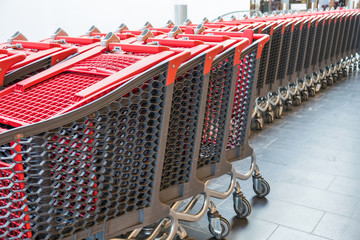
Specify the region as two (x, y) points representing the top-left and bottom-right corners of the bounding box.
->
(174, 4), (187, 25)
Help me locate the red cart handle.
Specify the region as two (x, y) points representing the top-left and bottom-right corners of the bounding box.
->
(0, 53), (26, 86)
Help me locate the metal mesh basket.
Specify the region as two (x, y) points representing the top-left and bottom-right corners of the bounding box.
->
(330, 14), (341, 64)
(263, 24), (282, 95)
(0, 62), (174, 240)
(226, 35), (269, 162)
(317, 16), (330, 69)
(286, 20), (302, 84)
(324, 15), (336, 66)
(256, 25), (272, 97)
(303, 18), (317, 74)
(196, 47), (238, 181)
(310, 17), (324, 71)
(276, 22), (293, 87)
(295, 19), (310, 77)
(159, 54), (208, 203)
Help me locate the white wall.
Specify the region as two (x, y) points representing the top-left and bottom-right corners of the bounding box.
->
(0, 0), (250, 41)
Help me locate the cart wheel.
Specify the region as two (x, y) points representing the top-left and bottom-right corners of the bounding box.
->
(273, 105), (282, 119)
(208, 217), (231, 240)
(285, 100), (292, 111)
(255, 119), (263, 130)
(301, 90), (308, 101)
(327, 77), (334, 86)
(321, 81), (327, 89)
(343, 69), (348, 78)
(251, 117), (263, 130)
(234, 196), (252, 219)
(265, 110), (274, 123)
(332, 73), (339, 82)
(308, 88), (315, 97)
(293, 96), (301, 106)
(253, 178), (271, 198)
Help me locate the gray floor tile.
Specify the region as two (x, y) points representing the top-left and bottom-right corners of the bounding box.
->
(268, 226), (329, 240)
(244, 198), (324, 232)
(327, 176), (360, 198)
(267, 182), (359, 217)
(229, 218), (278, 240)
(352, 202), (360, 221)
(183, 74), (360, 239)
(313, 213), (360, 240)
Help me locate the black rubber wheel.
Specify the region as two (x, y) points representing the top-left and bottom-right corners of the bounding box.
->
(265, 113), (274, 123)
(293, 97), (301, 106)
(321, 81), (327, 89)
(309, 88), (315, 97)
(253, 178), (271, 198)
(234, 197), (252, 219)
(332, 74), (339, 82)
(274, 106), (282, 119)
(301, 91), (308, 101)
(208, 217), (231, 240)
(285, 101), (293, 111)
(256, 120), (263, 130)
(327, 77), (334, 86)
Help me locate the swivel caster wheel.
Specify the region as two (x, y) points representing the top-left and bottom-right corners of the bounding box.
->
(251, 115), (264, 130)
(273, 104), (283, 119)
(327, 76), (334, 86)
(321, 80), (327, 89)
(332, 73), (339, 82)
(252, 175), (271, 198)
(284, 99), (292, 111)
(308, 87), (315, 97)
(293, 96), (301, 106)
(265, 110), (274, 123)
(343, 69), (348, 78)
(301, 90), (309, 101)
(233, 182), (252, 219)
(208, 217), (230, 240)
(207, 202), (230, 240)
(254, 119), (263, 130)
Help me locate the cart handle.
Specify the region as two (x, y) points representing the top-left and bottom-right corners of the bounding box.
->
(0, 53), (26, 86)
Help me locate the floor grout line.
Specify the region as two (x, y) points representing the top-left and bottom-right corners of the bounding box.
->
(266, 224), (279, 240)
(311, 211), (326, 234)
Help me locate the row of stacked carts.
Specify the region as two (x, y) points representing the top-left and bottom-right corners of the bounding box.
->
(0, 7), (359, 240)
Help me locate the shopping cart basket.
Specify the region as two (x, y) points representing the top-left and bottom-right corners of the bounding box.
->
(0, 32), (190, 240)
(0, 32), (78, 89)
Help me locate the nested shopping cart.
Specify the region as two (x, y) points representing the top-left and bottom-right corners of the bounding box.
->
(316, 14), (338, 86)
(0, 32), (191, 240)
(122, 27), (254, 239)
(168, 29), (270, 239)
(0, 32), (78, 89)
(114, 25), (269, 239)
(343, 11), (360, 73)
(255, 20), (287, 123)
(41, 27), (103, 54)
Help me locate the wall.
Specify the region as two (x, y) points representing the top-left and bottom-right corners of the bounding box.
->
(0, 0), (250, 41)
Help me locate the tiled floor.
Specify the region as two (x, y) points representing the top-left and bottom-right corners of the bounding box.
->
(181, 72), (360, 240)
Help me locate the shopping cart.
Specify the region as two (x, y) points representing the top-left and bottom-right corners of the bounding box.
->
(0, 31), (78, 89)
(166, 29), (270, 239)
(113, 25), (269, 239)
(0, 32), (191, 240)
(41, 27), (103, 53)
(115, 26), (254, 239)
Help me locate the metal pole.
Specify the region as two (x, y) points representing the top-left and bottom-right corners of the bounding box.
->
(174, 4), (187, 25)
(281, 0), (289, 10)
(311, 0), (317, 9)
